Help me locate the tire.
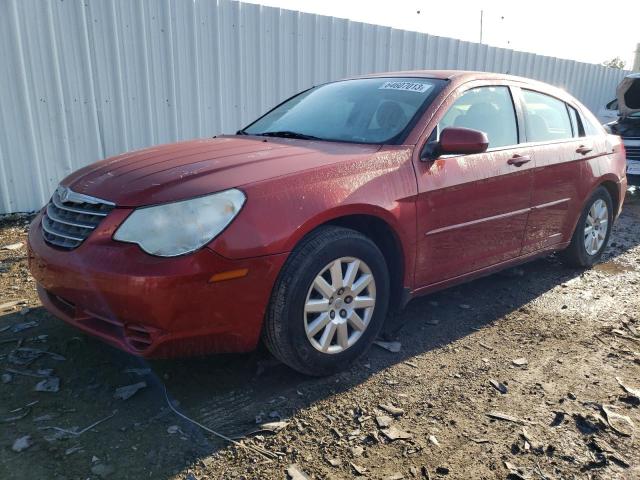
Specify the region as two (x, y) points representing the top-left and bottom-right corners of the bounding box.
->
(263, 226), (390, 376)
(560, 186), (613, 268)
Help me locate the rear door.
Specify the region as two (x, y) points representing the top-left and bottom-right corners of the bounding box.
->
(517, 88), (606, 253)
(413, 83), (534, 288)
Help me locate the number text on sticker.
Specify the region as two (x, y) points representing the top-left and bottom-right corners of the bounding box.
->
(379, 81), (432, 93)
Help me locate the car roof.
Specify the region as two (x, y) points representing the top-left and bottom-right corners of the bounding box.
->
(355, 69), (535, 83)
(347, 69), (577, 105)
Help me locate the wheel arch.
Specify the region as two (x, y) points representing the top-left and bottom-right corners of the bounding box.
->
(288, 206), (409, 312)
(570, 176), (621, 237)
(598, 178), (620, 218)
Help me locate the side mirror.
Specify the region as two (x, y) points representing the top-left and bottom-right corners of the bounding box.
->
(421, 127), (489, 160)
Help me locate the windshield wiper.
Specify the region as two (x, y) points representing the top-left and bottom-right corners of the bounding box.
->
(235, 129), (248, 135)
(255, 131), (321, 140)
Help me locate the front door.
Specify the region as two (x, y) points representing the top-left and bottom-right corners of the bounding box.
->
(413, 85), (534, 288)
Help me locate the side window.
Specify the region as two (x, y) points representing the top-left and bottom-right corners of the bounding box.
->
(567, 105), (584, 138)
(439, 86), (518, 149)
(521, 90), (573, 142)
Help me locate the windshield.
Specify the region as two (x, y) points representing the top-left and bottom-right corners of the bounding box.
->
(242, 77), (445, 144)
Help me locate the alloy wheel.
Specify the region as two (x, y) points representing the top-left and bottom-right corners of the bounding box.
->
(584, 198), (609, 256)
(304, 257), (376, 354)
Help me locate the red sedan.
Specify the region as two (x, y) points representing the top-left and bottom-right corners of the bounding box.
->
(28, 71), (627, 375)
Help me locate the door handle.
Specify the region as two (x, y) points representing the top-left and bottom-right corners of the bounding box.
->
(576, 145), (593, 155)
(507, 154), (531, 167)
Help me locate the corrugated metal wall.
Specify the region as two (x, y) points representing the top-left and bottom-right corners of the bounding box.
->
(0, 0), (631, 213)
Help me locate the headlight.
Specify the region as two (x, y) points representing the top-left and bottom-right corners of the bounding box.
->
(113, 189), (246, 257)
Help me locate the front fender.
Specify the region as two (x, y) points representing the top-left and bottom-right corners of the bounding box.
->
(209, 147), (418, 261)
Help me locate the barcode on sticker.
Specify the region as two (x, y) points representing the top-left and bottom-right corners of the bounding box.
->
(379, 81), (432, 93)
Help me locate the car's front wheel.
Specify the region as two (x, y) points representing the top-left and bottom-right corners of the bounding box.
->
(263, 226), (390, 376)
(561, 186), (613, 267)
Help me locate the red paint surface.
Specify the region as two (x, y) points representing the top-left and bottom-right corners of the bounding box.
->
(28, 71), (628, 358)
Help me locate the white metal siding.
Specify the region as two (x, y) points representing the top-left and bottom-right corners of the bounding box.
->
(0, 0), (631, 213)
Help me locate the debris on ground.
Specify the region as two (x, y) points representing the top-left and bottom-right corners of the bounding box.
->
(379, 404), (404, 416)
(12, 435), (32, 452)
(489, 379), (508, 394)
(486, 411), (527, 424)
(166, 425), (184, 435)
(34, 376), (60, 393)
(327, 457), (341, 467)
(384, 474), (404, 480)
(39, 410), (118, 439)
(0, 299), (27, 313)
(374, 340), (402, 353)
(113, 382), (147, 400)
(91, 463), (115, 478)
(256, 420), (289, 433)
(511, 357), (528, 367)
(11, 320), (37, 333)
(7, 347), (65, 366)
(123, 367), (152, 376)
(376, 415), (393, 428)
(5, 367), (54, 378)
(616, 376), (640, 401)
(1, 407), (31, 423)
(380, 425), (412, 441)
(601, 404), (635, 437)
(286, 464), (310, 480)
(2, 242), (23, 251)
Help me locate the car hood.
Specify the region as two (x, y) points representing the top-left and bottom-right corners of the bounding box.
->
(62, 136), (381, 207)
(617, 73), (640, 118)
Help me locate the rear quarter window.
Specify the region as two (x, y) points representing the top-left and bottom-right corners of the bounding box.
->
(581, 108), (606, 136)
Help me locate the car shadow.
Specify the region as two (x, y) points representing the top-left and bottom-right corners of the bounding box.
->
(156, 189), (640, 457)
(1, 189), (639, 479)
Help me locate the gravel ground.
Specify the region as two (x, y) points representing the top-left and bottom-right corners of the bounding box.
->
(1, 188), (639, 480)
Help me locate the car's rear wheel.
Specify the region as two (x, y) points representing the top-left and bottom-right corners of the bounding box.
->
(263, 226), (389, 376)
(561, 186), (613, 267)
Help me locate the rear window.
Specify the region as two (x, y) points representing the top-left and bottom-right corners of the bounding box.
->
(521, 90), (572, 142)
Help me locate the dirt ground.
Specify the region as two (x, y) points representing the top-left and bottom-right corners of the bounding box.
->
(1, 189), (639, 480)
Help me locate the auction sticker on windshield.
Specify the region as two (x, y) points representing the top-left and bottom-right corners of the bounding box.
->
(379, 81), (433, 93)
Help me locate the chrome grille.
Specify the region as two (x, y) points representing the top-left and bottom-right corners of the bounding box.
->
(42, 186), (115, 249)
(625, 145), (640, 161)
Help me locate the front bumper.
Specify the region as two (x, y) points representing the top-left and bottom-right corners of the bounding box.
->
(28, 211), (288, 358)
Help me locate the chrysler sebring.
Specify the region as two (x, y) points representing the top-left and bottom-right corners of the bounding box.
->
(28, 71), (627, 375)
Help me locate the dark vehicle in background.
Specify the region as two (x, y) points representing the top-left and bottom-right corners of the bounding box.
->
(605, 73), (640, 183)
